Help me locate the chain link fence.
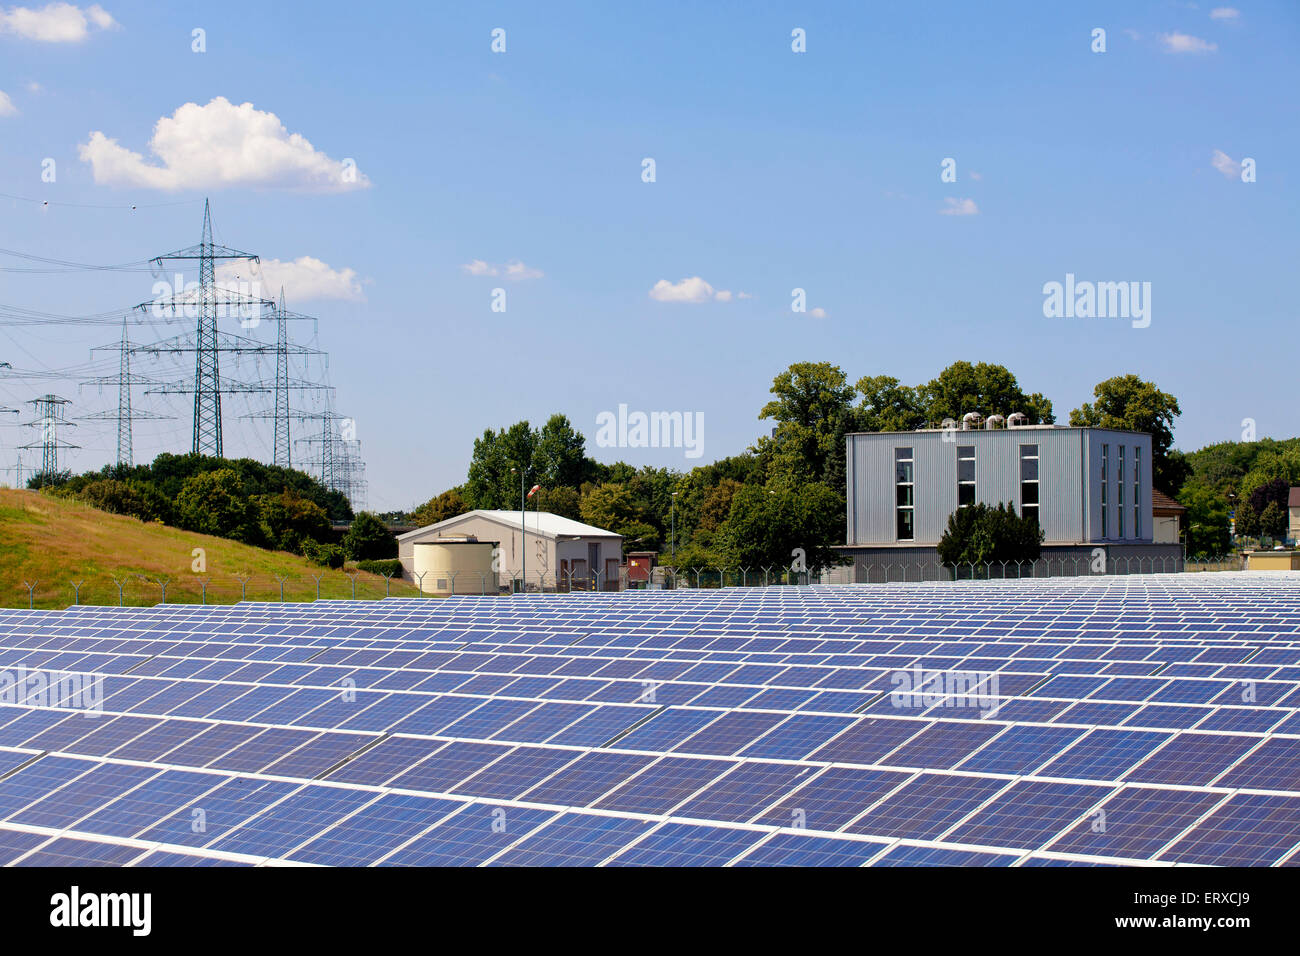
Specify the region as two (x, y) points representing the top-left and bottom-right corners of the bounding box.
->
(9, 552), (1249, 609)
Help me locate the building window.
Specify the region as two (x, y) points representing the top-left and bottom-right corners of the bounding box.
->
(1134, 446), (1142, 538)
(1100, 444), (1109, 538)
(1019, 444), (1039, 527)
(957, 445), (975, 508)
(895, 447), (914, 541)
(1117, 446), (1125, 538)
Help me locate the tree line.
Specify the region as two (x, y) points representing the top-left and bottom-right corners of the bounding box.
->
(406, 361), (1208, 572)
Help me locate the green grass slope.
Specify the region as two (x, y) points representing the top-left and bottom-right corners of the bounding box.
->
(0, 488), (420, 609)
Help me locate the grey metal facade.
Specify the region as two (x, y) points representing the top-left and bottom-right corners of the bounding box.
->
(845, 426), (1153, 546)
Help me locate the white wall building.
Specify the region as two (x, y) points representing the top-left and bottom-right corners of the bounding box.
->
(396, 510), (623, 590)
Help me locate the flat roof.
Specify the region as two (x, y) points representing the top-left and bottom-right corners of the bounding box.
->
(846, 424), (1152, 438)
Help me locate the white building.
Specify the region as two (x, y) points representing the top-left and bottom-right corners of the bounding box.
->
(396, 510), (623, 590)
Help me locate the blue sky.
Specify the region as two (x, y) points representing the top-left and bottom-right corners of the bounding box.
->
(0, 0), (1295, 510)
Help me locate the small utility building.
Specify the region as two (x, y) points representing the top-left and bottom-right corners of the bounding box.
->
(397, 510), (623, 590)
(837, 419), (1182, 577)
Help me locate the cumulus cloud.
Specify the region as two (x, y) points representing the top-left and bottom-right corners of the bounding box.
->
(218, 256), (367, 302)
(460, 259), (543, 280)
(78, 96), (369, 192)
(1210, 7), (1239, 20)
(648, 276), (738, 303)
(809, 307), (827, 318)
(503, 260), (543, 280)
(1159, 31), (1217, 53)
(1211, 149), (1239, 179)
(0, 3), (116, 42)
(0, 91), (16, 117)
(940, 197), (979, 216)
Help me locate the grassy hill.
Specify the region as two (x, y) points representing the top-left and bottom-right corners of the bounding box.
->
(0, 488), (421, 609)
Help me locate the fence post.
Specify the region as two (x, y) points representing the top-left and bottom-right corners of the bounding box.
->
(22, 580), (37, 609)
(69, 580), (83, 605)
(381, 571), (393, 598)
(196, 577), (208, 605)
(156, 576), (170, 603)
(347, 572), (357, 600)
(312, 573), (325, 601)
(274, 574), (289, 601)
(412, 571), (426, 595)
(235, 574), (251, 601)
(111, 574), (128, 607)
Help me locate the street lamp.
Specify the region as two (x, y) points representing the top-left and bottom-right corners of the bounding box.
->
(671, 491), (677, 565)
(512, 466), (525, 591)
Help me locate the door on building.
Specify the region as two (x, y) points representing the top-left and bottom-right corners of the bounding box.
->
(588, 543), (600, 588)
(605, 558), (620, 592)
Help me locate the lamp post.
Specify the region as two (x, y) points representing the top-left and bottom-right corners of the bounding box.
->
(512, 466), (525, 591)
(671, 491), (677, 565)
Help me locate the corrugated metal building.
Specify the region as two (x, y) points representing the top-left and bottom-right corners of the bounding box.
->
(838, 423), (1182, 577)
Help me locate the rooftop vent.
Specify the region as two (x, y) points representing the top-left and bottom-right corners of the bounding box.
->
(1007, 412), (1029, 427)
(961, 412), (984, 430)
(986, 414), (1006, 430)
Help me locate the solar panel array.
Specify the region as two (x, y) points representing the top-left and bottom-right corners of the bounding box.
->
(0, 572), (1297, 867)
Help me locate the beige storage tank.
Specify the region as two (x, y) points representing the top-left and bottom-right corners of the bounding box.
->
(412, 539), (498, 595)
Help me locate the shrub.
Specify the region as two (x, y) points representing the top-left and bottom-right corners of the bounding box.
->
(342, 511), (397, 560)
(356, 558), (404, 577)
(937, 502), (1044, 569)
(303, 539), (345, 569)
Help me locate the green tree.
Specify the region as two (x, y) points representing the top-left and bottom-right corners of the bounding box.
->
(175, 469), (266, 545)
(534, 485), (581, 521)
(755, 362), (858, 489)
(342, 511), (397, 560)
(1260, 501), (1287, 541)
(718, 481), (843, 573)
(917, 362), (1054, 425)
(1070, 375), (1182, 493)
(532, 414), (588, 488)
(853, 375), (926, 432)
(411, 487), (470, 527)
(937, 502), (1044, 569)
(1178, 483), (1231, 555)
(464, 421), (538, 509)
(256, 490), (332, 553)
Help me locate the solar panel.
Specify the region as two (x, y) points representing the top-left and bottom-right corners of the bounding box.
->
(0, 572), (1296, 866)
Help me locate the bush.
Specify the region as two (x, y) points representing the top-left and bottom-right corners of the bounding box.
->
(937, 502), (1044, 568)
(356, 558), (404, 577)
(175, 469), (267, 546)
(303, 539), (345, 569)
(342, 511), (397, 560)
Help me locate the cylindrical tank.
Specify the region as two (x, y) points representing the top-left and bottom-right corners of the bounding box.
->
(412, 540), (497, 595)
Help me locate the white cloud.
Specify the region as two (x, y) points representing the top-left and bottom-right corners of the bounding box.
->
(1211, 149), (1239, 179)
(649, 276), (714, 303)
(1159, 31), (1217, 53)
(940, 197), (979, 216)
(218, 256), (366, 302)
(503, 260), (543, 280)
(1210, 7), (1240, 19)
(78, 96), (369, 192)
(0, 3), (116, 42)
(648, 276), (738, 303)
(460, 258), (543, 280)
(0, 91), (17, 117)
(809, 307), (827, 318)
